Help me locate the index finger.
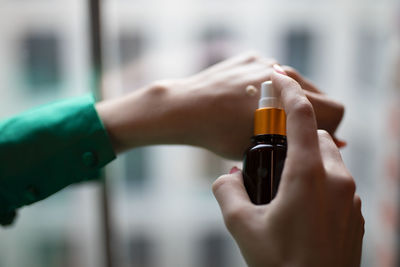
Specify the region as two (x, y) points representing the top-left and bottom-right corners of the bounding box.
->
(271, 71), (320, 162)
(212, 169), (254, 233)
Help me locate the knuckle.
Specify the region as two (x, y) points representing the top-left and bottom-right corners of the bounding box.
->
(212, 174), (231, 194)
(292, 98), (315, 118)
(317, 130), (335, 145)
(317, 129), (331, 139)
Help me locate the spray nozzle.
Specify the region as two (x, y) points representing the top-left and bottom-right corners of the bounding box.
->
(259, 81), (282, 109)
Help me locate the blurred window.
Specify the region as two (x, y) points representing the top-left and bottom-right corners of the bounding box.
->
(35, 237), (73, 267)
(128, 234), (155, 267)
(21, 32), (62, 91)
(125, 148), (149, 189)
(197, 231), (230, 267)
(199, 25), (234, 68)
(283, 29), (313, 76)
(118, 30), (145, 66)
(355, 29), (382, 87)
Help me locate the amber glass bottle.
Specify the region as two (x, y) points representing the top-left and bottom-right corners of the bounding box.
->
(243, 81), (287, 205)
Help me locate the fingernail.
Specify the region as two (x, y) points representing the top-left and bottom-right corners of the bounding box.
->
(337, 140), (347, 148)
(334, 137), (347, 148)
(273, 64), (287, 75)
(229, 166), (240, 174)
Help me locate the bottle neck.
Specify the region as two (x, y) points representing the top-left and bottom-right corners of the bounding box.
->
(254, 107), (286, 136)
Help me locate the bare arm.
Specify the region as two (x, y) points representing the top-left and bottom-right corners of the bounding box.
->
(96, 52), (345, 159)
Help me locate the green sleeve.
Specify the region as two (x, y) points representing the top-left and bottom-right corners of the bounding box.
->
(0, 95), (116, 226)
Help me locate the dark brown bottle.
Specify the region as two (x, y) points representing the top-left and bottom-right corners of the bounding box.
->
(243, 81), (287, 205)
(243, 134), (287, 204)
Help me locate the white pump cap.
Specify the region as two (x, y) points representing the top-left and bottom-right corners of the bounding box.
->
(259, 81), (282, 109)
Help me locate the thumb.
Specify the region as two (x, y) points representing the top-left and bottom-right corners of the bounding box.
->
(212, 167), (253, 232)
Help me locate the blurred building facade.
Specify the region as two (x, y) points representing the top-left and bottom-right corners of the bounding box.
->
(0, 0), (398, 267)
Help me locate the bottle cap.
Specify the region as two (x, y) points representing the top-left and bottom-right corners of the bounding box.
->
(259, 81), (282, 109)
(254, 81), (286, 136)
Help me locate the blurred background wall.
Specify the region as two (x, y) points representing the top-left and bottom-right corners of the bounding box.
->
(0, 0), (399, 266)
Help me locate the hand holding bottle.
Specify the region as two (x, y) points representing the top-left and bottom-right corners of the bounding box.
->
(212, 71), (364, 266)
(280, 65), (346, 147)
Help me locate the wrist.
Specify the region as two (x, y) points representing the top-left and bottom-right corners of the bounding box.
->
(96, 79), (193, 153)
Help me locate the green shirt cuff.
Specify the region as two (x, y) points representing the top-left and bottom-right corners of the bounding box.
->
(0, 95), (116, 225)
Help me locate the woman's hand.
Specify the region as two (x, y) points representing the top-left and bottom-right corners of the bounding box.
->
(97, 52), (345, 158)
(281, 65), (346, 147)
(96, 52), (275, 157)
(212, 71), (364, 266)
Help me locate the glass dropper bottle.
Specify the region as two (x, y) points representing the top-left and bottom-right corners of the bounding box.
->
(242, 81), (287, 205)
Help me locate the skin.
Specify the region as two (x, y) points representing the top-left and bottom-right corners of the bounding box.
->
(96, 52), (345, 158)
(281, 65), (346, 147)
(212, 71), (364, 267)
(96, 52), (360, 265)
